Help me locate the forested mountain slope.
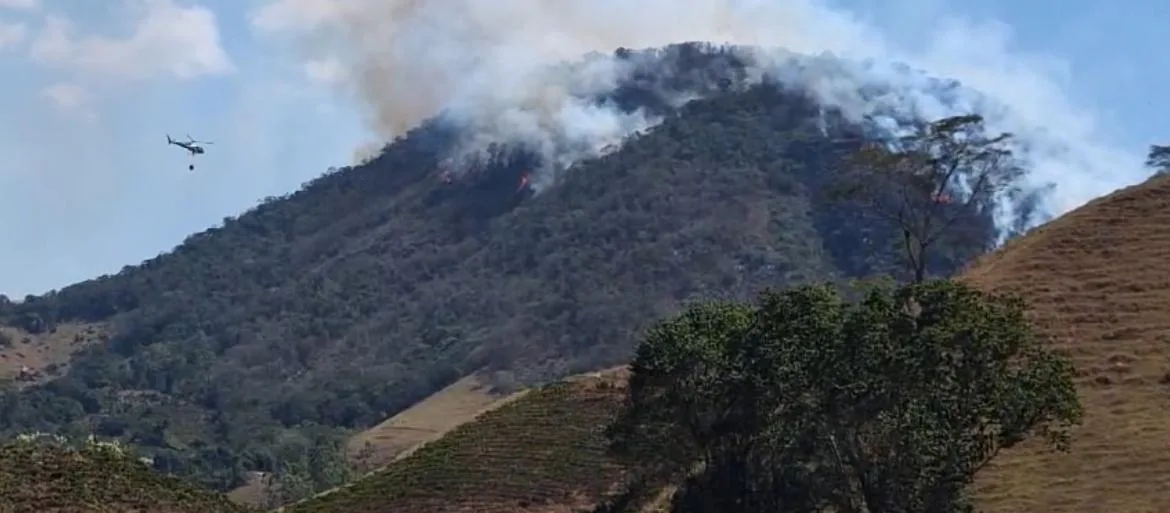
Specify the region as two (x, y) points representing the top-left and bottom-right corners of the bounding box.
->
(0, 44), (996, 492)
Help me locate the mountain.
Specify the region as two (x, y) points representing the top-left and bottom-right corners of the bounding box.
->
(285, 173), (1170, 513)
(0, 43), (997, 495)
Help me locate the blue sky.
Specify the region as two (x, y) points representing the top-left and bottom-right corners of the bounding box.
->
(0, 0), (1165, 297)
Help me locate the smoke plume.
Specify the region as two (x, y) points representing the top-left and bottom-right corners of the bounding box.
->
(251, 0), (1143, 233)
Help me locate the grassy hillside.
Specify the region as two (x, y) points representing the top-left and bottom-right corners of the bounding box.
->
(0, 44), (995, 496)
(0, 437), (252, 513)
(284, 369), (630, 513)
(962, 173), (1170, 513)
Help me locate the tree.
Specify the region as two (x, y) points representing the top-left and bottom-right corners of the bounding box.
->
(610, 280), (1082, 513)
(267, 458), (314, 507)
(1146, 144), (1170, 176)
(833, 115), (1023, 283)
(607, 301), (755, 470)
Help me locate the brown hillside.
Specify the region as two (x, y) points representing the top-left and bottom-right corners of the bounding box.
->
(345, 374), (525, 472)
(0, 323), (106, 385)
(965, 174), (1170, 513)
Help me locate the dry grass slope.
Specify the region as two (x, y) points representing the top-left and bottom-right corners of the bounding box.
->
(0, 323), (106, 384)
(346, 374), (524, 472)
(225, 472), (276, 508)
(0, 442), (253, 513)
(285, 369), (630, 513)
(965, 174), (1170, 513)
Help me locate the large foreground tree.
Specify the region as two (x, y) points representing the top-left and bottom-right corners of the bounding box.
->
(608, 280), (1082, 513)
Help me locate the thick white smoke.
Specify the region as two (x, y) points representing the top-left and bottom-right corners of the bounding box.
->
(251, 0), (1143, 232)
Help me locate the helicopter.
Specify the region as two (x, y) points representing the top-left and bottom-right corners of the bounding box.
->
(167, 134), (212, 170)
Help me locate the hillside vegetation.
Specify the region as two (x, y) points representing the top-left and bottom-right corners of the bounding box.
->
(284, 369), (630, 513)
(0, 437), (252, 513)
(0, 43), (994, 493)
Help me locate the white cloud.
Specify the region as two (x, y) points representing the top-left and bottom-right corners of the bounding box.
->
(42, 81), (89, 108)
(28, 0), (233, 82)
(42, 81), (98, 121)
(0, 19), (25, 50)
(27, 14), (68, 61)
(0, 0), (38, 11)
